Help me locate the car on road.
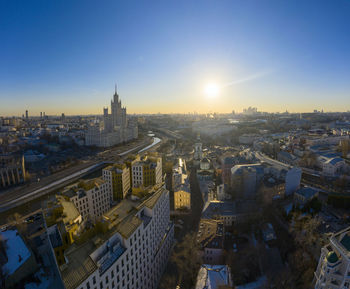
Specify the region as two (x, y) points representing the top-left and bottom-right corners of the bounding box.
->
(233, 243), (238, 253)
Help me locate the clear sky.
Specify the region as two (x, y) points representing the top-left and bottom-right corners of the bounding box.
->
(1, 0), (350, 116)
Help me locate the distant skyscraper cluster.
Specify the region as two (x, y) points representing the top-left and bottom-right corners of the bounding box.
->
(85, 86), (138, 147)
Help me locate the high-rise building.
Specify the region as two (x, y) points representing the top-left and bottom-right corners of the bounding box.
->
(53, 185), (173, 289)
(85, 86), (138, 147)
(314, 227), (350, 289)
(103, 164), (131, 201)
(25, 110), (28, 119)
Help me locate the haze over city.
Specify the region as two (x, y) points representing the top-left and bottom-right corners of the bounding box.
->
(3, 2), (350, 289)
(1, 0), (350, 116)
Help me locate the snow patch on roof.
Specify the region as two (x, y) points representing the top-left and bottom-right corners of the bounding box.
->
(1, 229), (31, 275)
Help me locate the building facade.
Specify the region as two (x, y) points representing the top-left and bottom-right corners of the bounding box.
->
(103, 164), (131, 201)
(172, 158), (191, 210)
(0, 154), (26, 189)
(58, 185), (174, 289)
(174, 187), (191, 210)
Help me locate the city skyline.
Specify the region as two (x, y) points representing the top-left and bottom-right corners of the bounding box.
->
(1, 0), (350, 116)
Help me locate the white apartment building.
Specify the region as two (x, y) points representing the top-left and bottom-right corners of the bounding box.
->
(63, 178), (112, 222)
(314, 227), (350, 289)
(59, 185), (174, 289)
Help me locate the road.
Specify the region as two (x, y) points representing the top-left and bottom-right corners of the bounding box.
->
(253, 151), (292, 169)
(0, 136), (160, 213)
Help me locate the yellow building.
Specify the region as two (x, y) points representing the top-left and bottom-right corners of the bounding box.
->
(45, 195), (83, 266)
(174, 187), (191, 210)
(103, 164), (130, 201)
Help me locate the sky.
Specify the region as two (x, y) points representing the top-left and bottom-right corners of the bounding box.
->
(1, 0), (350, 116)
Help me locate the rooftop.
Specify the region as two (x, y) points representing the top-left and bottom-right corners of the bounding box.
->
(60, 185), (165, 289)
(197, 219), (224, 249)
(295, 187), (318, 199)
(202, 201), (236, 219)
(104, 163), (127, 174)
(195, 264), (231, 289)
(0, 229), (31, 276)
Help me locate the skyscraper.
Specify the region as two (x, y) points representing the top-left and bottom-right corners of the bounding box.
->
(85, 86), (138, 147)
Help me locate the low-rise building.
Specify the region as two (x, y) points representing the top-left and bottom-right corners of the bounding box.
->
(314, 227), (350, 289)
(195, 264), (233, 289)
(0, 153), (26, 189)
(294, 187), (319, 208)
(202, 201), (236, 227)
(174, 185), (191, 210)
(197, 219), (225, 264)
(322, 157), (345, 177)
(172, 158), (191, 210)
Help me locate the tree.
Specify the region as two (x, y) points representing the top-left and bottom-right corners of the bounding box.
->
(171, 232), (201, 288)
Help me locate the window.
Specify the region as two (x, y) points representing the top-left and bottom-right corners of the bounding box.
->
(93, 276), (96, 284)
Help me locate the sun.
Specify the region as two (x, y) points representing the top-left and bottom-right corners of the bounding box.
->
(204, 82), (220, 98)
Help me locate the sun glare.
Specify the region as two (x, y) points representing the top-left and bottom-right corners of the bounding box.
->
(204, 82), (220, 98)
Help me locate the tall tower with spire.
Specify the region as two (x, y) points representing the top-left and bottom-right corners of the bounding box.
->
(86, 84), (138, 147)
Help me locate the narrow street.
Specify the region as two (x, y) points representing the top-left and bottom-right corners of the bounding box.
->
(173, 166), (204, 241)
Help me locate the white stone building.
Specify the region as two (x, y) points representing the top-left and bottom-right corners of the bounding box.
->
(314, 227), (350, 289)
(59, 185), (174, 289)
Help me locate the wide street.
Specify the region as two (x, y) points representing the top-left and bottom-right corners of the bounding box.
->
(0, 135), (155, 213)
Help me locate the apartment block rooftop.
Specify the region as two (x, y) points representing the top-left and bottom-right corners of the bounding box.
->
(59, 184), (165, 289)
(104, 163), (127, 173)
(62, 177), (106, 198)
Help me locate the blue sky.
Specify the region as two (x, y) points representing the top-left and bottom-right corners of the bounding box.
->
(1, 0), (350, 115)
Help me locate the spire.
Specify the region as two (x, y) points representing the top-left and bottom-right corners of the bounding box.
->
(115, 83), (117, 94)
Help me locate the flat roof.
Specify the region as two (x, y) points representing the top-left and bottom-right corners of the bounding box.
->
(60, 185), (165, 289)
